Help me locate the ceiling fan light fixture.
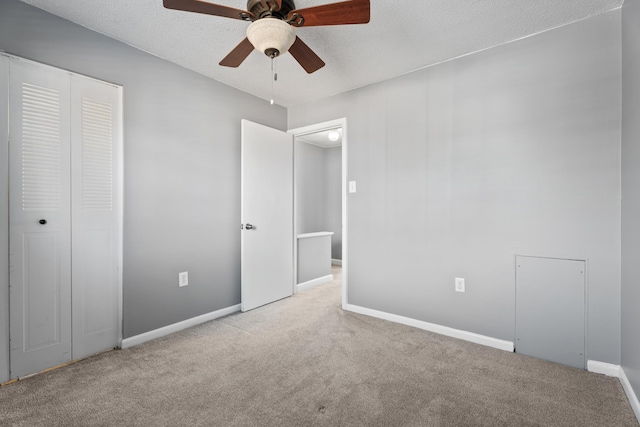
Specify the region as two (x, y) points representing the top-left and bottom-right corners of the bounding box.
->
(247, 18), (296, 58)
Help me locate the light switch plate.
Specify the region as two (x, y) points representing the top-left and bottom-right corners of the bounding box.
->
(349, 181), (357, 193)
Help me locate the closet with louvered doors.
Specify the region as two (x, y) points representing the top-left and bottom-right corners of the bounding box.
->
(5, 56), (122, 379)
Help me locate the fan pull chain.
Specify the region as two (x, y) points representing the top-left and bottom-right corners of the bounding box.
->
(270, 57), (278, 105)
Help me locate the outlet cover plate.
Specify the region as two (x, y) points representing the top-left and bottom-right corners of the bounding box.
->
(455, 277), (465, 293)
(179, 271), (189, 287)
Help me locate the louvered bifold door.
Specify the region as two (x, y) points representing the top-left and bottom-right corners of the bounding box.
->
(9, 58), (72, 378)
(70, 76), (121, 360)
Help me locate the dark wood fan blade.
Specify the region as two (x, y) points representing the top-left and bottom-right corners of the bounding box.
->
(288, 36), (325, 74)
(219, 38), (255, 68)
(163, 0), (255, 21)
(288, 0), (369, 27)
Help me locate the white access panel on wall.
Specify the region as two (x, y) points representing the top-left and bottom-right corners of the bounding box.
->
(515, 256), (586, 369)
(9, 58), (73, 377)
(70, 75), (121, 360)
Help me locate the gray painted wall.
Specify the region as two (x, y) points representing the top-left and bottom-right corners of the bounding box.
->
(295, 140), (326, 234)
(622, 0), (640, 403)
(0, 0), (287, 340)
(289, 11), (622, 364)
(325, 147), (342, 259)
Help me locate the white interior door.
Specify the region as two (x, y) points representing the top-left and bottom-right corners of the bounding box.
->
(241, 120), (293, 311)
(9, 58), (72, 377)
(70, 75), (121, 360)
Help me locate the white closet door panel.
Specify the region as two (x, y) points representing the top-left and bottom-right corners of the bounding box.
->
(9, 58), (72, 378)
(22, 233), (64, 349)
(0, 55), (10, 383)
(71, 75), (121, 359)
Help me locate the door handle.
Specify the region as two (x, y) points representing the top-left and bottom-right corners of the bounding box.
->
(39, 219), (47, 225)
(245, 223), (254, 230)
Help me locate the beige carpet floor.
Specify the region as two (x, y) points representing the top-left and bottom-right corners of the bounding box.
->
(0, 266), (638, 426)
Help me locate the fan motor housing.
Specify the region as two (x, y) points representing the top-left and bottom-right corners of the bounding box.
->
(247, 0), (296, 20)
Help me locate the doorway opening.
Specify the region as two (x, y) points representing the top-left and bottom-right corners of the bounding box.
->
(289, 118), (348, 309)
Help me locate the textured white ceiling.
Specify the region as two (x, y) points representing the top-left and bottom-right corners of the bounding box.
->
(20, 0), (623, 107)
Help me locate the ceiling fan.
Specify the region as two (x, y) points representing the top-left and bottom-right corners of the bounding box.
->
(163, 0), (371, 73)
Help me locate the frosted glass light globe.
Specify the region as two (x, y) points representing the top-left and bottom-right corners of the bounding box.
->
(247, 18), (296, 58)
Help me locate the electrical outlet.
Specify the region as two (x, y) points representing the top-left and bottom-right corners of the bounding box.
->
(455, 277), (465, 293)
(179, 271), (189, 288)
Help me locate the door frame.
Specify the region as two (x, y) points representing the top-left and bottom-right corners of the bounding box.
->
(115, 85), (124, 350)
(289, 118), (348, 309)
(0, 54), (9, 383)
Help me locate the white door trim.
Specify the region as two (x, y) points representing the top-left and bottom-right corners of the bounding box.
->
(289, 118), (348, 309)
(116, 85), (124, 349)
(0, 54), (9, 384)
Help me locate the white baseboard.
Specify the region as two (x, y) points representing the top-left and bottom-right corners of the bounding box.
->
(121, 304), (241, 349)
(586, 361), (640, 424)
(344, 304), (514, 352)
(331, 259), (342, 266)
(620, 366), (640, 423)
(297, 274), (334, 292)
(587, 360), (620, 377)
